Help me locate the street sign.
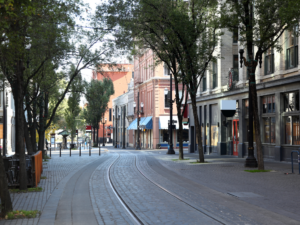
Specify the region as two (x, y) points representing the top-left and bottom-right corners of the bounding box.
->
(168, 120), (177, 124)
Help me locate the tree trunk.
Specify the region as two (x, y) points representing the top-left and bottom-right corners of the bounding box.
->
(250, 69), (264, 170)
(177, 117), (184, 160)
(24, 116), (34, 155)
(14, 61), (27, 190)
(0, 155), (13, 217)
(190, 93), (204, 162)
(38, 93), (45, 157)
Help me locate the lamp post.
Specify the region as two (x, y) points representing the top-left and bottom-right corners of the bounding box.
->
(102, 117), (107, 146)
(115, 112), (120, 148)
(165, 72), (175, 154)
(134, 92), (142, 150)
(122, 106), (126, 149)
(239, 49), (258, 167)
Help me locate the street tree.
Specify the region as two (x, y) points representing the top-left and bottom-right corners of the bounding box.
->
(0, 0), (120, 191)
(220, 0), (300, 169)
(103, 0), (220, 161)
(65, 67), (82, 146)
(84, 78), (114, 146)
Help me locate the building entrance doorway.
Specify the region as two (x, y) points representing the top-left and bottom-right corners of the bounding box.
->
(233, 119), (239, 156)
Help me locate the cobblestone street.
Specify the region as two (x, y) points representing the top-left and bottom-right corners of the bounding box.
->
(1, 145), (300, 225)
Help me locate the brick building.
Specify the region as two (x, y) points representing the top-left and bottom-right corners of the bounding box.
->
(92, 64), (134, 144)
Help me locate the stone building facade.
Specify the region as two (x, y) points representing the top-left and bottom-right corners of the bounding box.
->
(188, 27), (300, 162)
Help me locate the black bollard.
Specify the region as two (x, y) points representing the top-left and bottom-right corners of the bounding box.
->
(60, 145), (61, 157)
(79, 143), (81, 156)
(89, 143), (91, 156)
(99, 144), (101, 156)
(70, 146), (71, 157)
(50, 146), (51, 157)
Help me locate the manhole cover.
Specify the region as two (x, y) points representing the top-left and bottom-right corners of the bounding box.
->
(228, 192), (262, 198)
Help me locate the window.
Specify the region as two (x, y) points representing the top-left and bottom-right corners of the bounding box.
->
(263, 117), (276, 143)
(244, 99), (249, 117)
(109, 108), (112, 121)
(160, 130), (169, 143)
(284, 116), (300, 145)
(164, 63), (170, 76)
(262, 95), (275, 113)
(233, 28), (238, 43)
(165, 90), (170, 108)
(233, 55), (239, 81)
(212, 61), (218, 89)
(286, 27), (298, 69)
(265, 48), (274, 75)
(202, 73), (207, 91)
(177, 130), (189, 142)
(283, 91), (299, 112)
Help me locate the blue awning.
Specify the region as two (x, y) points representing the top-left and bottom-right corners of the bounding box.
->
(140, 116), (153, 129)
(127, 118), (138, 130)
(127, 116), (153, 130)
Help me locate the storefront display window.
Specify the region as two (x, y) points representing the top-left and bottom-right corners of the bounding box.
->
(263, 117), (275, 143)
(283, 116), (300, 145)
(177, 130), (189, 142)
(292, 116), (300, 145)
(160, 130), (169, 143)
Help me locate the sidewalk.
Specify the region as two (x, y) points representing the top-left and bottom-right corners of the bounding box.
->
(0, 148), (104, 225)
(144, 150), (300, 223)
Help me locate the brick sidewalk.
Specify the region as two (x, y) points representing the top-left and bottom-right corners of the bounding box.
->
(0, 148), (103, 225)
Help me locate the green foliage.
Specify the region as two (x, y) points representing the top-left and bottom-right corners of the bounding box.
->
(84, 78), (114, 128)
(220, 0), (300, 54)
(5, 210), (40, 220)
(9, 187), (43, 193)
(65, 67), (83, 143)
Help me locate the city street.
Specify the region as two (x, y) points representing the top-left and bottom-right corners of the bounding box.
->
(1, 145), (300, 225)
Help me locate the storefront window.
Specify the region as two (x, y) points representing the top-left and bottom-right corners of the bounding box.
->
(292, 116), (300, 145)
(177, 130), (189, 142)
(271, 117), (276, 143)
(160, 130), (169, 143)
(263, 117), (276, 143)
(284, 117), (291, 144)
(284, 92), (299, 112)
(211, 125), (218, 147)
(244, 99), (249, 117)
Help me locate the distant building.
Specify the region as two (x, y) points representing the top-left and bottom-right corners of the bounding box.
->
(92, 64), (134, 144)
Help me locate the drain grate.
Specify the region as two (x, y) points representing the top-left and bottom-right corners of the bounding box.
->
(228, 192), (262, 198)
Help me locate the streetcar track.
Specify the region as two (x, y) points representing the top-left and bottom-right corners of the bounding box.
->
(134, 155), (227, 225)
(107, 154), (144, 225)
(108, 152), (225, 225)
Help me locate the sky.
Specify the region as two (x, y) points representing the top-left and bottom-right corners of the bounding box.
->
(79, 0), (130, 105)
(80, 0), (130, 84)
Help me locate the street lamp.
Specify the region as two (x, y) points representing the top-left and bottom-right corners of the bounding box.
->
(122, 106), (126, 149)
(165, 72), (175, 154)
(115, 112), (120, 148)
(239, 49), (258, 168)
(102, 117), (107, 146)
(135, 92), (143, 150)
